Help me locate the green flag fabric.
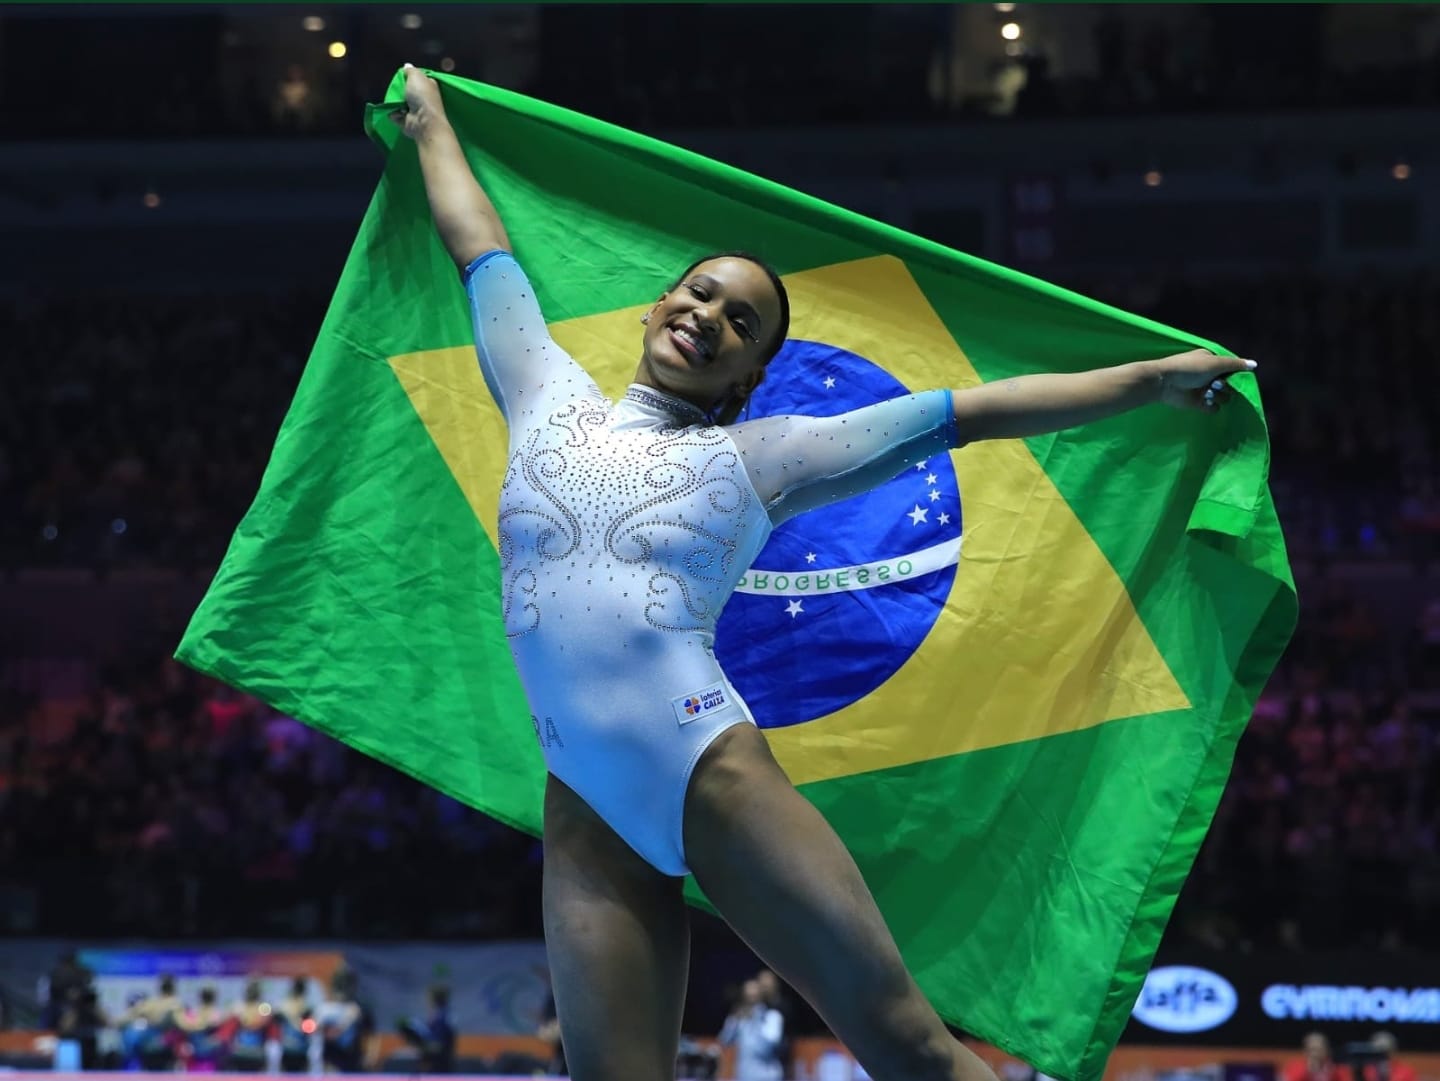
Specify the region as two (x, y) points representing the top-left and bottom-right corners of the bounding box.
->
(176, 70), (1295, 1081)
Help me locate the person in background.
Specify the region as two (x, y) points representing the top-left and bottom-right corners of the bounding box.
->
(178, 985), (227, 1071)
(754, 969), (794, 1078)
(228, 979), (276, 1072)
(56, 985), (109, 1070)
(1283, 1032), (1351, 1081)
(1364, 1032), (1418, 1081)
(317, 968), (375, 1073)
(490, 987), (564, 1078)
(719, 979), (785, 1081)
(119, 973), (184, 1071)
(537, 988), (567, 1077)
(43, 950), (95, 1029)
(278, 975), (321, 1073)
(398, 983), (457, 1074)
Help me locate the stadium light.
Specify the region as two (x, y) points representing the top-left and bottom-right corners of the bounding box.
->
(401, 13), (422, 29)
(1001, 22), (1022, 41)
(302, 15), (325, 32)
(328, 41), (348, 59)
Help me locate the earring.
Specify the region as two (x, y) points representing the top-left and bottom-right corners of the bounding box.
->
(641, 313), (650, 325)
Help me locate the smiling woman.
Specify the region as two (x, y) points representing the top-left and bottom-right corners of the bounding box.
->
(392, 61), (1257, 1081)
(638, 252), (790, 425)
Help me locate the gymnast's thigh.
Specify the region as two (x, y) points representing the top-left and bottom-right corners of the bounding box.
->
(541, 772), (691, 1081)
(682, 724), (968, 1081)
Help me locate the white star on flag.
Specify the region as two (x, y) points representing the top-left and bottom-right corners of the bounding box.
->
(925, 473), (938, 485)
(914, 460), (928, 470)
(785, 599), (804, 618)
(822, 376), (836, 389)
(938, 511), (951, 525)
(929, 489), (941, 502)
(805, 552), (817, 564)
(907, 504), (928, 526)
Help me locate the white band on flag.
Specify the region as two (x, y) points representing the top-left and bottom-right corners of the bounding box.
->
(735, 536), (962, 597)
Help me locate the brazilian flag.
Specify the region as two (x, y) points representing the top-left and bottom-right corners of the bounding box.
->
(176, 70), (1295, 1081)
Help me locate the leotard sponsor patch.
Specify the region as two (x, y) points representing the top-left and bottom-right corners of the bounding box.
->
(672, 681), (732, 726)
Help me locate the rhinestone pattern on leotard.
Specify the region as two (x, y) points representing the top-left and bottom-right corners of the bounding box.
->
(465, 249), (962, 877)
(498, 385), (762, 640)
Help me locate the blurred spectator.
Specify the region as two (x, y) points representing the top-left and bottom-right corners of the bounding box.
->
(42, 949), (95, 1029)
(228, 979), (277, 1073)
(118, 973), (183, 1071)
(398, 983), (456, 1074)
(317, 967), (375, 1074)
(754, 968), (794, 1080)
(55, 985), (109, 1070)
(272, 65), (318, 132)
(1365, 1032), (1419, 1081)
(277, 976), (322, 1073)
(719, 978), (785, 1081)
(534, 989), (567, 1077)
(177, 986), (227, 1071)
(1283, 1032), (1352, 1081)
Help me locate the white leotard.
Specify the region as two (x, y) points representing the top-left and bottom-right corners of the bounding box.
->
(467, 251), (959, 875)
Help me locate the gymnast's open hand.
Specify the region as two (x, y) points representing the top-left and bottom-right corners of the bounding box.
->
(1154, 348), (1257, 412)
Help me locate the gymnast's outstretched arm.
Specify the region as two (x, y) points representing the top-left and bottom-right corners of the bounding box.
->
(734, 348), (1257, 525)
(391, 63), (511, 267)
(950, 347), (1257, 441)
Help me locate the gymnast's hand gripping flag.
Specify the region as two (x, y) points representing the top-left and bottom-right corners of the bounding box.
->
(176, 70), (1295, 1081)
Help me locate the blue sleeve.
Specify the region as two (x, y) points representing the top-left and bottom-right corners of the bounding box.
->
(462, 250), (600, 426)
(728, 389), (961, 526)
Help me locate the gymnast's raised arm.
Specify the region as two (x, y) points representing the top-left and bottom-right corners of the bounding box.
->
(391, 63), (510, 267)
(389, 64), (599, 424)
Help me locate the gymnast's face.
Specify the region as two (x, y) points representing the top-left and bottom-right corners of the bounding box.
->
(637, 257), (782, 411)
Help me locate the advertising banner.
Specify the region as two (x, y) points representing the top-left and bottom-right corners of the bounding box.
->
(1127, 954), (1440, 1050)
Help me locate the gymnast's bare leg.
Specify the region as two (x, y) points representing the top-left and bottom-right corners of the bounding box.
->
(542, 773), (691, 1081)
(684, 723), (1000, 1081)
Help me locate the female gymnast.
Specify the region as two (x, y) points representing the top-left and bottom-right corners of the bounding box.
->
(392, 64), (1254, 1081)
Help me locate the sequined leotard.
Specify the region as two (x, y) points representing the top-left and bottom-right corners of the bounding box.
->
(467, 250), (959, 875)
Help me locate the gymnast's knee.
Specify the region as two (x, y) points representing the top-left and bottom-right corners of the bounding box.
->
(871, 1028), (958, 1081)
(860, 989), (962, 1081)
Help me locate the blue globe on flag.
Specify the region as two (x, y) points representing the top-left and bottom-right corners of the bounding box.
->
(715, 340), (963, 729)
